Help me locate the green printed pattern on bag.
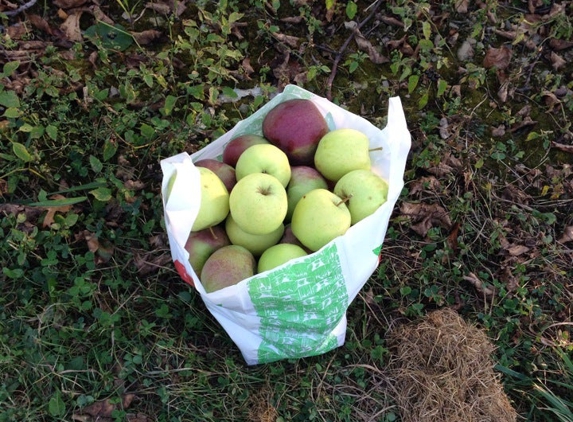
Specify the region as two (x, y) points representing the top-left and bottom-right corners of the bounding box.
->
(248, 243), (348, 363)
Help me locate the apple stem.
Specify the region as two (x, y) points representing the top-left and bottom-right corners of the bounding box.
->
(209, 226), (218, 239)
(336, 195), (352, 207)
(369, 147), (384, 152)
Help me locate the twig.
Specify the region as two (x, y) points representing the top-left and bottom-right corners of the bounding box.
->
(3, 0), (38, 16)
(325, 0), (382, 100)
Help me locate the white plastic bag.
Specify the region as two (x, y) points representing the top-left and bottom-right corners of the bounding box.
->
(161, 85), (411, 365)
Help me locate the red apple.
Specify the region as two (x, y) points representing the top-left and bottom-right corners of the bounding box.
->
(222, 134), (270, 167)
(200, 245), (256, 293)
(194, 158), (237, 192)
(262, 99), (329, 165)
(184, 225), (231, 276)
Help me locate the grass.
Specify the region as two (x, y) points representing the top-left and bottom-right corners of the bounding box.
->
(1, 0), (572, 420)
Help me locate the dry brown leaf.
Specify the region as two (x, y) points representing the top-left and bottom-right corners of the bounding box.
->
(132, 30), (162, 45)
(550, 51), (566, 70)
(551, 141), (573, 154)
(455, 0), (469, 13)
(82, 394), (135, 418)
(463, 272), (495, 297)
(60, 10), (83, 42)
(409, 176), (441, 196)
(400, 202), (452, 237)
(483, 45), (512, 70)
(53, 0), (89, 8)
(42, 195), (73, 228)
(492, 125), (506, 137)
(92, 5), (114, 25)
(27, 14), (54, 35)
(557, 226), (573, 243)
(509, 116), (537, 133)
(353, 31), (389, 64)
(549, 38), (573, 51)
(380, 16), (404, 27)
(507, 245), (530, 256)
(272, 32), (300, 48)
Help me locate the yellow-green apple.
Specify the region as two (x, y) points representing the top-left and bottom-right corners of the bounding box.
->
(225, 214), (284, 256)
(286, 166), (328, 222)
(184, 225), (230, 275)
(314, 128), (371, 182)
(165, 171), (177, 203)
(291, 188), (351, 251)
(222, 134), (270, 167)
(229, 173), (287, 235)
(235, 144), (291, 187)
(262, 99), (329, 165)
(257, 243), (308, 273)
(192, 167), (230, 232)
(201, 245), (256, 293)
(194, 158), (236, 192)
(334, 169), (389, 225)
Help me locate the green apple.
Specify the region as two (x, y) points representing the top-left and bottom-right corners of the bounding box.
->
(222, 134), (270, 167)
(286, 166), (328, 222)
(201, 245), (256, 293)
(235, 144), (292, 187)
(314, 128), (371, 182)
(258, 243), (308, 273)
(229, 172), (288, 235)
(334, 169), (389, 225)
(165, 170), (177, 203)
(291, 188), (351, 251)
(184, 225), (230, 275)
(192, 167), (230, 232)
(225, 214), (284, 256)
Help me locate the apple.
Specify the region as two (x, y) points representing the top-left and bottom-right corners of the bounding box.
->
(262, 99), (329, 165)
(229, 173), (288, 235)
(291, 188), (351, 252)
(314, 128), (371, 182)
(258, 243), (308, 273)
(192, 167), (230, 232)
(201, 245), (256, 293)
(279, 224), (307, 249)
(225, 214), (284, 256)
(286, 166), (328, 222)
(194, 158), (236, 192)
(165, 170), (177, 203)
(235, 144), (291, 188)
(334, 169), (389, 225)
(222, 134), (270, 167)
(184, 225), (231, 275)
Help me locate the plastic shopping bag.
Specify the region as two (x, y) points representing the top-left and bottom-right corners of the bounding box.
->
(160, 85), (411, 365)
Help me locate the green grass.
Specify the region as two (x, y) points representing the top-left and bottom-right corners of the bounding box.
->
(1, 0), (572, 421)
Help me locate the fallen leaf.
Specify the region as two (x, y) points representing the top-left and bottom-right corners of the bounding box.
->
(549, 38), (573, 51)
(557, 226), (573, 243)
(509, 116), (537, 133)
(400, 202), (452, 237)
(272, 32), (300, 48)
(42, 195), (73, 228)
(27, 14), (54, 35)
(53, 0), (89, 8)
(92, 5), (115, 25)
(550, 51), (566, 70)
(81, 394), (135, 418)
(455, 0), (469, 13)
(380, 16), (404, 27)
(463, 272), (495, 297)
(507, 245), (530, 256)
(60, 10), (83, 42)
(483, 45), (512, 70)
(132, 30), (162, 45)
(551, 142), (573, 154)
(491, 125), (506, 137)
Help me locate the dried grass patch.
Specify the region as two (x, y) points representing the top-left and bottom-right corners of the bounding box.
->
(385, 308), (518, 422)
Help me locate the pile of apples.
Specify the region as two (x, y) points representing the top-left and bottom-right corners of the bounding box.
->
(175, 99), (389, 293)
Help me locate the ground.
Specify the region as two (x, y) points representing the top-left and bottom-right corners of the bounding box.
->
(0, 0), (572, 421)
